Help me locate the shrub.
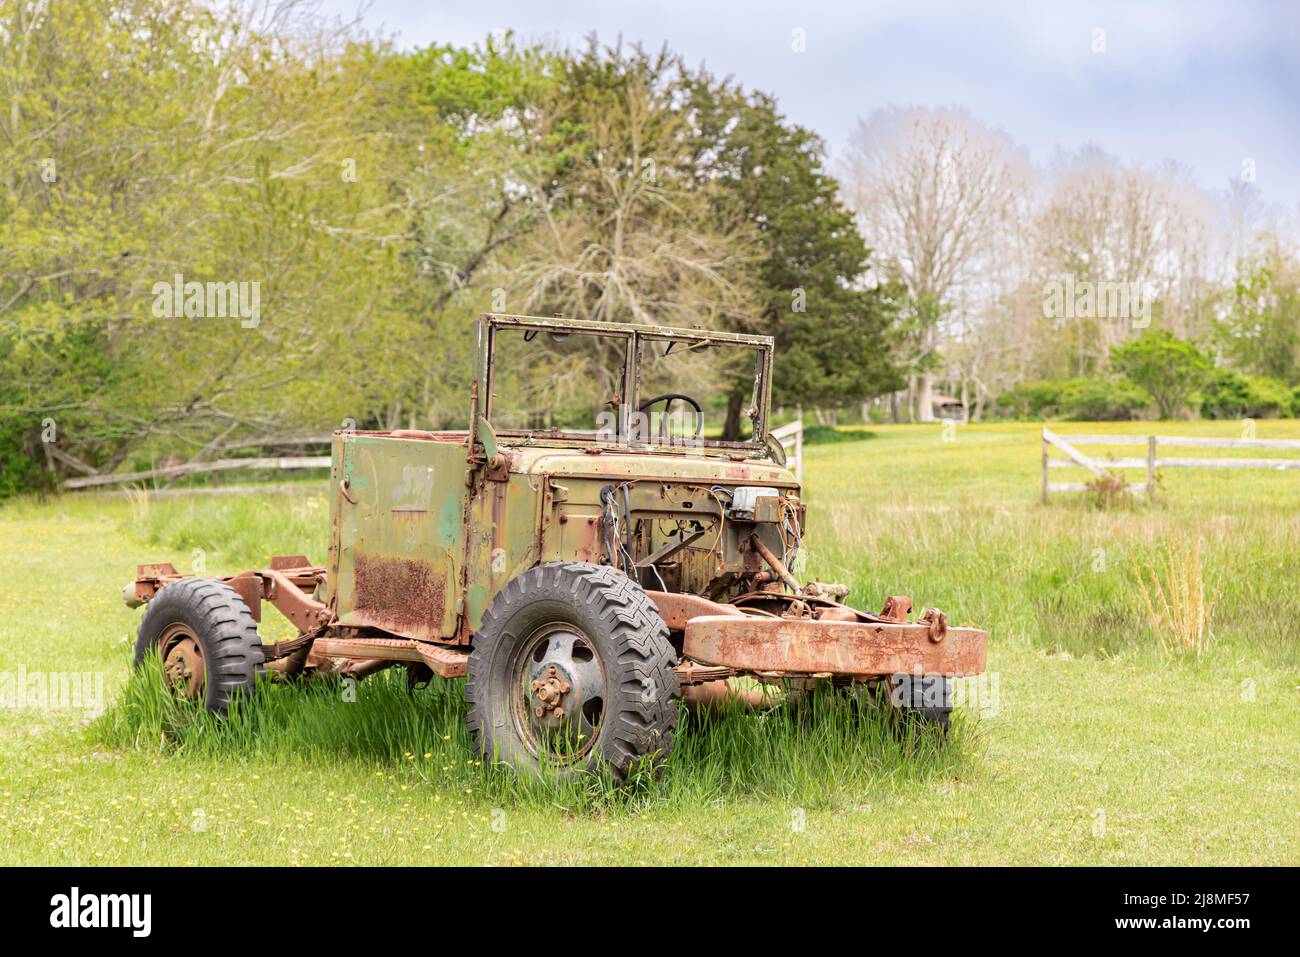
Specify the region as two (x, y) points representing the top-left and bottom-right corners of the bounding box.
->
(1111, 331), (1212, 419)
(1201, 370), (1292, 419)
(0, 416), (52, 499)
(1244, 376), (1294, 418)
(994, 378), (1148, 420)
(1199, 369), (1252, 419)
(1058, 378), (1150, 421)
(802, 425), (874, 445)
(994, 380), (1064, 419)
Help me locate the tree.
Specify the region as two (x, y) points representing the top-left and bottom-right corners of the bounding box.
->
(398, 35), (567, 427)
(1215, 243), (1300, 382)
(842, 108), (1028, 421)
(1110, 331), (1211, 419)
(681, 78), (902, 433)
(461, 40), (760, 426)
(0, 0), (418, 484)
(500, 41), (753, 329)
(1033, 147), (1214, 375)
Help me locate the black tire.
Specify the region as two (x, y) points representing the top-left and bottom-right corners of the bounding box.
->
(465, 562), (680, 780)
(133, 578), (264, 714)
(888, 674), (952, 733)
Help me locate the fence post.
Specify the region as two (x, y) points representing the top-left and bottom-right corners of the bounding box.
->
(1146, 435), (1156, 499)
(1041, 431), (1049, 503)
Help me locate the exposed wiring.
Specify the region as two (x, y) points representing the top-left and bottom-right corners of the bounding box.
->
(605, 480), (733, 582)
(690, 484), (728, 559)
(779, 498), (802, 570)
(599, 485), (623, 571)
(644, 561), (668, 591)
(602, 480), (670, 590)
(621, 484), (635, 558)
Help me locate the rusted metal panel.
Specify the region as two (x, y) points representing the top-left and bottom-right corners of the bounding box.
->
(552, 510), (605, 564)
(415, 642), (470, 678)
(512, 447), (797, 488)
(332, 432), (468, 642)
(683, 615), (989, 678)
(350, 553), (446, 637)
(310, 636), (425, 662)
(644, 591), (745, 631)
(459, 470), (546, 638)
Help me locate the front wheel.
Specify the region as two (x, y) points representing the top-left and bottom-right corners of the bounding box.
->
(465, 562), (680, 780)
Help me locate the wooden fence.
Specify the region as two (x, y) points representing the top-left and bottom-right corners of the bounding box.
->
(60, 435), (334, 490)
(1041, 427), (1300, 502)
(63, 455), (332, 490)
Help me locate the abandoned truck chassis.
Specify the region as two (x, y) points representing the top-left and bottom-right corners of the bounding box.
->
(127, 556), (987, 688)
(125, 313), (988, 776)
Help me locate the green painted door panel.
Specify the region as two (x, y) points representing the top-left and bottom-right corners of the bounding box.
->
(461, 473), (546, 634)
(329, 434), (468, 641)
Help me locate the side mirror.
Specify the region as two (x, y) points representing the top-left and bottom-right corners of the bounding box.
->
(763, 432), (787, 467)
(477, 415), (499, 463)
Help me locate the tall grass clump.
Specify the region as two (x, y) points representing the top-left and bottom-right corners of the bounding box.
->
(91, 663), (976, 813)
(1133, 535), (1215, 657)
(1085, 473), (1142, 510)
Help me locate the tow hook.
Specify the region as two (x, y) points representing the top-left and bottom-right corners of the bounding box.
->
(920, 608), (948, 643)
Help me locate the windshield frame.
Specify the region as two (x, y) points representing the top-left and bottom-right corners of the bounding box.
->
(477, 313), (773, 452)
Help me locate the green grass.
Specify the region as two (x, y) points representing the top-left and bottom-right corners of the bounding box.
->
(1, 421), (1297, 864)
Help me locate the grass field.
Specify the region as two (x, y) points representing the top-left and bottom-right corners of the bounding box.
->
(1, 420), (1297, 865)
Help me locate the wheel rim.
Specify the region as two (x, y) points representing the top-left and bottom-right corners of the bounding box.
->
(511, 622), (606, 762)
(160, 623), (206, 701)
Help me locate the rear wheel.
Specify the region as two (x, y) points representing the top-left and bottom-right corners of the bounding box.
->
(817, 676), (952, 735)
(133, 578), (264, 714)
(466, 562), (680, 780)
(887, 674), (952, 733)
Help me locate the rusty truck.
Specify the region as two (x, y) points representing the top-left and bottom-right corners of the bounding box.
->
(125, 313), (988, 778)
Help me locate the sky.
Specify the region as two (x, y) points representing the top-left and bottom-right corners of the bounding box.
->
(317, 0), (1300, 210)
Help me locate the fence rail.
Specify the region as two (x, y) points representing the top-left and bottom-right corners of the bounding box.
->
(1041, 427), (1300, 501)
(63, 455), (331, 490)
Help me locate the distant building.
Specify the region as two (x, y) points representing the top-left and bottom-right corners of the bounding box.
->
(932, 394), (968, 423)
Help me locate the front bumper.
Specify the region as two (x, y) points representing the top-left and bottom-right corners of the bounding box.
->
(682, 615), (988, 678)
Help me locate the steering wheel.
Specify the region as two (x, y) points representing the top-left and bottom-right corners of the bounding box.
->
(637, 393), (704, 443)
